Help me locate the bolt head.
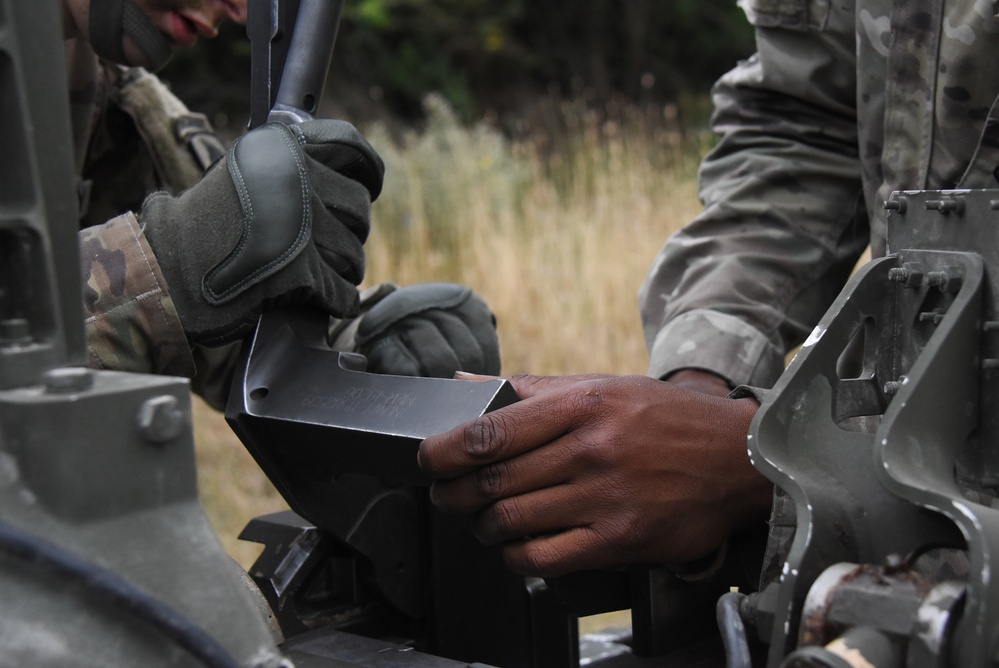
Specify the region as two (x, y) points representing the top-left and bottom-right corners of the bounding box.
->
(0, 319), (31, 346)
(884, 197), (908, 214)
(136, 395), (186, 444)
(44, 367), (94, 394)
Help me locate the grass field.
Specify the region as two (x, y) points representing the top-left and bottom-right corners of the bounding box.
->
(193, 95), (711, 569)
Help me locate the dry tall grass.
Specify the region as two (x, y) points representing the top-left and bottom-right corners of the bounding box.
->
(193, 95), (710, 568)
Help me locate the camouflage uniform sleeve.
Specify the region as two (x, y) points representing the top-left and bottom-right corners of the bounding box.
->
(80, 211), (195, 378)
(639, 0), (869, 388)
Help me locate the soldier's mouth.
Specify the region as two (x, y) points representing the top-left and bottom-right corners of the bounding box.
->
(166, 11), (217, 47)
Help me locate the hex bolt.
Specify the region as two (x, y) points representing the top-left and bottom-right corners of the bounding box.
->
(924, 270), (962, 293)
(887, 267), (910, 283)
(991, 199), (999, 211)
(979, 476), (999, 489)
(888, 262), (922, 287)
(136, 395), (186, 444)
(44, 367), (94, 394)
(985, 321), (999, 332)
(884, 380), (904, 396)
(918, 311), (944, 325)
(983, 359), (999, 370)
(883, 197), (907, 214)
(925, 197), (965, 215)
(0, 319), (31, 346)
(925, 271), (944, 287)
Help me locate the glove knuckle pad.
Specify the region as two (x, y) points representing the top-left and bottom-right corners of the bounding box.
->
(355, 282), (501, 377)
(366, 338), (421, 377)
(356, 283), (470, 340)
(308, 165), (372, 241)
(299, 119), (385, 200)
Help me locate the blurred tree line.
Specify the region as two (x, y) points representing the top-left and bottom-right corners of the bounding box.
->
(161, 0), (754, 135)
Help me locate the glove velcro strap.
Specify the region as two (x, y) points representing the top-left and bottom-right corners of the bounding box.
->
(204, 123), (311, 304)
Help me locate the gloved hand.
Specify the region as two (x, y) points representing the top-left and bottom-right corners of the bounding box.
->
(341, 282), (501, 378)
(140, 119), (384, 346)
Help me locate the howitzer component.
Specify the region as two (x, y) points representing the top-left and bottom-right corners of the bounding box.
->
(781, 628), (903, 668)
(225, 309), (578, 667)
(748, 190), (999, 667)
(785, 561), (965, 668)
(248, 0), (344, 129)
(0, 1), (287, 665)
(0, 372), (288, 668)
(237, 505), (585, 668)
(239, 502), (425, 636)
(0, 0), (85, 391)
(248, 0), (344, 128)
(282, 628), (489, 667)
(225, 306), (518, 498)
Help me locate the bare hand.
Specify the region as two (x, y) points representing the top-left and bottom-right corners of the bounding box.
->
(417, 373), (770, 577)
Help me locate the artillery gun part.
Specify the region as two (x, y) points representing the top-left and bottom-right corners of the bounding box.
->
(747, 189), (999, 667)
(0, 1), (286, 666)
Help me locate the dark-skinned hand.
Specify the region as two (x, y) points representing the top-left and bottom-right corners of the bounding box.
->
(417, 372), (771, 578)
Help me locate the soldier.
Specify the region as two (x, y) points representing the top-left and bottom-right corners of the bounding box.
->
(66, 0), (500, 410)
(418, 0), (995, 583)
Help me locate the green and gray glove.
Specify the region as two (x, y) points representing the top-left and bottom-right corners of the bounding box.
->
(331, 282), (501, 378)
(140, 119), (384, 346)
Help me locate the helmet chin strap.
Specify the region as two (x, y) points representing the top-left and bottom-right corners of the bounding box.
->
(89, 0), (173, 71)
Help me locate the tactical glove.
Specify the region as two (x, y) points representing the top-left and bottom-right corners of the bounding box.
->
(140, 120), (384, 346)
(342, 282), (501, 378)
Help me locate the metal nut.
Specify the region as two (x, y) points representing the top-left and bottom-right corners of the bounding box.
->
(136, 395), (186, 444)
(44, 367), (94, 394)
